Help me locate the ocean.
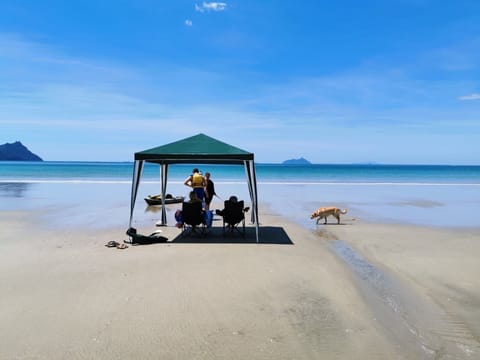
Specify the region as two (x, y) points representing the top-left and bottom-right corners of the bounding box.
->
(1, 161), (480, 183)
(1, 161), (480, 230)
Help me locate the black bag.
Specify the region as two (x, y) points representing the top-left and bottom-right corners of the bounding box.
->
(126, 227), (168, 245)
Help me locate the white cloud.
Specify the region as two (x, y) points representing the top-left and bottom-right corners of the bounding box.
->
(185, 19), (193, 26)
(458, 93), (480, 101)
(195, 2), (227, 13)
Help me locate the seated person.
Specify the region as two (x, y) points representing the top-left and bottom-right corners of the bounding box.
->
(215, 195), (251, 217)
(215, 195), (250, 232)
(215, 195), (238, 216)
(175, 191), (202, 228)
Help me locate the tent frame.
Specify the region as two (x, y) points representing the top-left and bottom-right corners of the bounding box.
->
(128, 134), (259, 243)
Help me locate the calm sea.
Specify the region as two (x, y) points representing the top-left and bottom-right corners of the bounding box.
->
(1, 162), (479, 229)
(1, 161), (479, 184)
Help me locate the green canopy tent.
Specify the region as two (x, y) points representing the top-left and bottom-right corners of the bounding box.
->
(129, 133), (260, 242)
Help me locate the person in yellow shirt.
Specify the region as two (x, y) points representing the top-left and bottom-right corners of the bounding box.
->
(184, 167), (206, 201)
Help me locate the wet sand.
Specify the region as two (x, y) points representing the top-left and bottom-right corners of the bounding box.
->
(319, 220), (480, 358)
(1, 206), (480, 359)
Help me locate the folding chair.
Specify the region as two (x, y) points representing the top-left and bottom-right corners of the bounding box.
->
(181, 201), (206, 237)
(221, 200), (249, 236)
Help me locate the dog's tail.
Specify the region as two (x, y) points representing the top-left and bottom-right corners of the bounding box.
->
(340, 209), (348, 214)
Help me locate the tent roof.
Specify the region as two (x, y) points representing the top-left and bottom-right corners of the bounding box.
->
(135, 133), (254, 164)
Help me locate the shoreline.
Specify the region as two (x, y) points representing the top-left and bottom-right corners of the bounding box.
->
(3, 180), (480, 230)
(1, 206), (479, 359)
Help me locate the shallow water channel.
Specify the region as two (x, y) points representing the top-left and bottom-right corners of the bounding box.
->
(329, 239), (477, 359)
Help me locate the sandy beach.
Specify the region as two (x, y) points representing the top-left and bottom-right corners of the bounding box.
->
(3, 0), (480, 357)
(1, 202), (479, 359)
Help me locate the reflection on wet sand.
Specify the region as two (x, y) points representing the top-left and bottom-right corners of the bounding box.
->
(144, 205), (162, 213)
(0, 182), (31, 198)
(144, 204), (183, 214)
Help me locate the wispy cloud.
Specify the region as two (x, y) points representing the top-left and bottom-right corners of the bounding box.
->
(185, 19), (193, 26)
(2, 32), (480, 163)
(195, 2), (227, 13)
(458, 93), (480, 101)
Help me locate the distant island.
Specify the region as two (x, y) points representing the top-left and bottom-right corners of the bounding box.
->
(282, 157), (312, 165)
(0, 141), (43, 161)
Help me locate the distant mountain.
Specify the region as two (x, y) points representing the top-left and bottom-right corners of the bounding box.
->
(0, 141), (43, 161)
(282, 157), (311, 165)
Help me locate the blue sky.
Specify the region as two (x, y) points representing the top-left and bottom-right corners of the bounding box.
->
(1, 0), (479, 164)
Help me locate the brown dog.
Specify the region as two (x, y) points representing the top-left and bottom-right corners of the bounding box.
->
(310, 207), (347, 224)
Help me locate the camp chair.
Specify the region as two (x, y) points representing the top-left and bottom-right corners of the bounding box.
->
(181, 201), (206, 236)
(221, 200), (250, 236)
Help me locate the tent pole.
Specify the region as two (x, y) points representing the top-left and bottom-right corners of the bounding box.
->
(245, 160), (259, 243)
(129, 160), (144, 229)
(250, 160), (259, 243)
(244, 161), (254, 223)
(159, 164), (168, 226)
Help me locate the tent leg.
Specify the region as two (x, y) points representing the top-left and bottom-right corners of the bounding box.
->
(245, 160), (260, 243)
(157, 164), (168, 226)
(129, 160), (144, 230)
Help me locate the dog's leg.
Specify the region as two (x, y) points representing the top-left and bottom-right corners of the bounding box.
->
(336, 215), (340, 224)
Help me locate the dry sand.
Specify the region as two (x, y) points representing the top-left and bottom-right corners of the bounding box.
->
(1, 207), (479, 359)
